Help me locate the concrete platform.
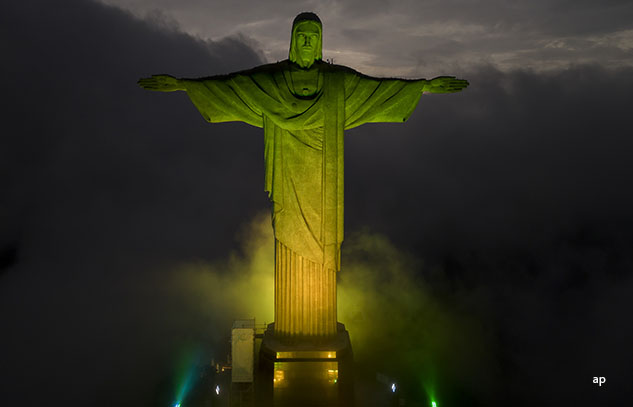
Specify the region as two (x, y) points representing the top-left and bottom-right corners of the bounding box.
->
(257, 323), (354, 407)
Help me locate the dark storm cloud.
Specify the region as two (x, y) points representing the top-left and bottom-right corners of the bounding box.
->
(1, 1), (264, 406)
(0, 0), (265, 261)
(1, 0), (633, 405)
(346, 64), (633, 260)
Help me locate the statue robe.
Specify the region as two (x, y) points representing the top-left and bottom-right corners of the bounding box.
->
(184, 60), (424, 272)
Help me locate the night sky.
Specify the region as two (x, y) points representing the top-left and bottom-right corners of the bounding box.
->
(1, 1), (633, 406)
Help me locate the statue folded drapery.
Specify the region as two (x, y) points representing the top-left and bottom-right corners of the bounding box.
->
(184, 61), (424, 336)
(184, 60), (424, 271)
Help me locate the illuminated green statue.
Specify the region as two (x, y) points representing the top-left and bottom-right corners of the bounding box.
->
(139, 12), (468, 339)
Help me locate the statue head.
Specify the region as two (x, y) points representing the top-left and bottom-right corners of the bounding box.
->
(289, 12), (322, 69)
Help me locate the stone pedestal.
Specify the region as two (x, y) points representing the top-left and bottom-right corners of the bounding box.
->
(258, 322), (354, 407)
(262, 239), (353, 406)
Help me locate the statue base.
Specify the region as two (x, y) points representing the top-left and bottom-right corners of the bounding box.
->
(257, 322), (354, 407)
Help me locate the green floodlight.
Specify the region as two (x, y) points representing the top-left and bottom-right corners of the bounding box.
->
(431, 401), (437, 407)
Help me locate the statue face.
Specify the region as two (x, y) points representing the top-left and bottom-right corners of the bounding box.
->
(293, 21), (321, 68)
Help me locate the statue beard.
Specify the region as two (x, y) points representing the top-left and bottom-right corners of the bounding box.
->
(296, 48), (316, 69)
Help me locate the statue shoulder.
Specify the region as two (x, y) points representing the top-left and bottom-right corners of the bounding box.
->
(319, 61), (358, 76)
(317, 62), (365, 91)
(247, 60), (289, 74)
(201, 61), (287, 81)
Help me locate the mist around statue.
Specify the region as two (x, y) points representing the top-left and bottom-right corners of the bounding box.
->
(159, 213), (493, 406)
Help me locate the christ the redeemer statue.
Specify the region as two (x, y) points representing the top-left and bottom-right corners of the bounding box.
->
(139, 12), (468, 341)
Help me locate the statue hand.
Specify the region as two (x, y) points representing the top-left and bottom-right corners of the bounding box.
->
(137, 74), (185, 92)
(424, 76), (469, 94)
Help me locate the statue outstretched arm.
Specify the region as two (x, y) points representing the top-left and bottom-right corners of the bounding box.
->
(139, 71), (265, 127)
(137, 74), (187, 92)
(422, 76), (469, 93)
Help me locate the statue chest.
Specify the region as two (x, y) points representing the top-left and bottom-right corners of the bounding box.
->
(289, 69), (322, 97)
